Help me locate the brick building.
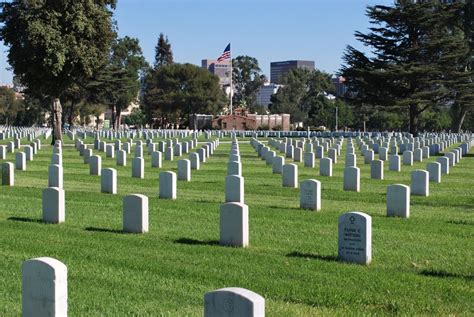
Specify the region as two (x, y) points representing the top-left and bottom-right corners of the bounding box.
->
(212, 108), (290, 131)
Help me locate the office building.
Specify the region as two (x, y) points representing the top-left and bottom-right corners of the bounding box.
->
(202, 59), (231, 87)
(256, 83), (282, 109)
(270, 60), (315, 84)
(332, 76), (348, 97)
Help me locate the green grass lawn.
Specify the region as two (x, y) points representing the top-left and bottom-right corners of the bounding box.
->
(0, 137), (473, 316)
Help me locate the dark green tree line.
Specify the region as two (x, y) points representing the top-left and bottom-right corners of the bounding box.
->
(270, 68), (353, 129)
(340, 0), (473, 134)
(143, 63), (226, 128)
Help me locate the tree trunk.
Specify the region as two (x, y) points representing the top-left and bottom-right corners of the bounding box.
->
(111, 105), (116, 130)
(115, 106), (122, 130)
(68, 103), (75, 126)
(51, 98), (63, 145)
(409, 104), (419, 136)
(451, 105), (468, 133)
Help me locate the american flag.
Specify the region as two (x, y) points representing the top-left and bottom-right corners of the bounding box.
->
(217, 43), (231, 63)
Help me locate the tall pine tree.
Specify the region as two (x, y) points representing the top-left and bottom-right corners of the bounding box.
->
(341, 0), (470, 135)
(154, 33), (173, 69)
(449, 0), (474, 132)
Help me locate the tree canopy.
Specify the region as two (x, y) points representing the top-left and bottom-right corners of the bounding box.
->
(340, 0), (473, 134)
(0, 86), (21, 125)
(232, 56), (266, 112)
(270, 68), (345, 128)
(154, 33), (174, 69)
(93, 36), (148, 130)
(0, 0), (116, 141)
(143, 63), (226, 128)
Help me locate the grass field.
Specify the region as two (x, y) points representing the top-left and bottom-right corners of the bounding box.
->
(0, 136), (473, 316)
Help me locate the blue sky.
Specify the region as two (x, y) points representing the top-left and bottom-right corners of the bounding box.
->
(0, 0), (394, 85)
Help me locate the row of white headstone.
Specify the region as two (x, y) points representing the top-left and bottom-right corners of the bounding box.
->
(0, 128), (50, 144)
(20, 212), (374, 316)
(249, 136), (473, 263)
(1, 139), (43, 185)
(221, 140), (249, 248)
(21, 256), (265, 317)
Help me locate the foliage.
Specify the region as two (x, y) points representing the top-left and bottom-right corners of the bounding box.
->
(449, 0), (474, 132)
(143, 63), (227, 127)
(366, 110), (406, 132)
(154, 33), (174, 69)
(78, 102), (107, 128)
(0, 0), (116, 141)
(270, 68), (337, 126)
(87, 36), (148, 130)
(232, 56), (266, 112)
(0, 86), (21, 125)
(0, 87), (48, 126)
(14, 96), (47, 126)
(340, 1), (471, 135)
(124, 108), (146, 127)
(421, 109), (452, 132)
(461, 109), (474, 131)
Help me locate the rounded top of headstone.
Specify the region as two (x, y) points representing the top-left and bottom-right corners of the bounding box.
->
(204, 287), (265, 303)
(339, 211), (371, 223)
(160, 170), (176, 177)
(301, 179), (320, 185)
(412, 169), (428, 174)
(388, 183), (409, 189)
(226, 174), (243, 180)
(43, 186), (62, 192)
(345, 166), (359, 171)
(124, 193), (148, 200)
(22, 257), (67, 277)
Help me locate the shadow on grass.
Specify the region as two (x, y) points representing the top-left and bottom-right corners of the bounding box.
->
(7, 216), (42, 223)
(419, 269), (473, 281)
(174, 237), (219, 246)
(267, 205), (301, 211)
(446, 219), (474, 226)
(85, 227), (123, 234)
(286, 251), (338, 262)
(195, 199), (219, 204)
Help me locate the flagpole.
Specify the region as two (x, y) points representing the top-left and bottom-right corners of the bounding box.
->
(229, 42), (233, 115)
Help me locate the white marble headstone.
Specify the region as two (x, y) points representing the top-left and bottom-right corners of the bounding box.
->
(338, 212), (372, 265)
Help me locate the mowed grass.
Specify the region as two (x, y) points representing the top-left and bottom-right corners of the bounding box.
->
(0, 137), (473, 316)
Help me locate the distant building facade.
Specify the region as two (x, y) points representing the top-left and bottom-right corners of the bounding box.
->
(270, 60), (315, 84)
(212, 107), (290, 131)
(189, 114), (214, 130)
(256, 83), (282, 109)
(202, 59), (231, 87)
(332, 76), (348, 97)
